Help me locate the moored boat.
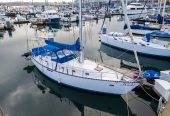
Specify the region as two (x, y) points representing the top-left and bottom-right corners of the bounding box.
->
(29, 0), (140, 95)
(99, 32), (170, 57)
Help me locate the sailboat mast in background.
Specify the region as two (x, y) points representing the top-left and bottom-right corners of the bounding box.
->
(79, 0), (84, 63)
(120, 0), (142, 73)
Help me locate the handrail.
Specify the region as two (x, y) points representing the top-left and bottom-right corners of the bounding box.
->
(54, 60), (131, 81)
(36, 56), (134, 81)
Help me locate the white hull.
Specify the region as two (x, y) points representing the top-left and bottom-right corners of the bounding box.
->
(128, 14), (147, 20)
(62, 17), (78, 22)
(100, 34), (170, 57)
(83, 15), (97, 20)
(126, 10), (147, 15)
(32, 57), (139, 95)
(131, 29), (153, 35)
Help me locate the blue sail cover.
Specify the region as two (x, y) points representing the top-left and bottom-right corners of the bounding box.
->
(164, 19), (170, 23)
(151, 31), (170, 38)
(124, 24), (160, 30)
(144, 33), (151, 42)
(130, 25), (160, 30)
(157, 14), (170, 23)
(45, 38), (81, 51)
(157, 14), (163, 23)
(143, 70), (160, 79)
(144, 31), (170, 42)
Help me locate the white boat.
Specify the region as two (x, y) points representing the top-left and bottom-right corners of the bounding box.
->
(83, 14), (97, 20)
(61, 14), (79, 22)
(32, 52), (139, 95)
(30, 0), (140, 95)
(35, 10), (61, 24)
(160, 70), (170, 82)
(14, 14), (29, 23)
(126, 3), (147, 15)
(99, 32), (170, 57)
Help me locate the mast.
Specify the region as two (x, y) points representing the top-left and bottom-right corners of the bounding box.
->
(126, 0), (128, 6)
(120, 0), (142, 73)
(162, 0), (167, 26)
(158, 0), (163, 14)
(79, 0), (84, 63)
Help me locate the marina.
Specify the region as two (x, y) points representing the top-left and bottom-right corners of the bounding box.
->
(0, 0), (170, 116)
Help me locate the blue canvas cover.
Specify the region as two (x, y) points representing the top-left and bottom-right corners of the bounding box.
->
(151, 31), (170, 38)
(157, 14), (170, 23)
(157, 14), (163, 23)
(130, 25), (160, 30)
(143, 70), (160, 79)
(51, 54), (77, 63)
(124, 24), (160, 30)
(144, 33), (151, 42)
(32, 47), (46, 56)
(45, 38), (81, 51)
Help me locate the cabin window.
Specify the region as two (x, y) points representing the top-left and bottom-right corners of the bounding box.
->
(61, 67), (64, 71)
(141, 44), (145, 46)
(85, 73), (89, 75)
(134, 43), (137, 44)
(137, 8), (144, 10)
(130, 8), (135, 10)
(72, 70), (75, 72)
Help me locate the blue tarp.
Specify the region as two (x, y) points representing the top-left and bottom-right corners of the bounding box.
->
(145, 31), (170, 41)
(32, 39), (79, 63)
(157, 14), (163, 24)
(143, 70), (160, 79)
(32, 47), (46, 56)
(124, 24), (160, 30)
(45, 38), (81, 51)
(43, 45), (61, 52)
(151, 31), (170, 38)
(144, 33), (151, 42)
(157, 14), (170, 23)
(51, 54), (77, 63)
(130, 25), (160, 30)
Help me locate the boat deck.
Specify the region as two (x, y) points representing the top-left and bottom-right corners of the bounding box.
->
(34, 56), (136, 82)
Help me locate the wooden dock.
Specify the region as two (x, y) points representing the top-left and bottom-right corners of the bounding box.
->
(159, 100), (170, 116)
(101, 63), (135, 78)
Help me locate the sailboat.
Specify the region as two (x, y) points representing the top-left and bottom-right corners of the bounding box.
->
(30, 0), (140, 95)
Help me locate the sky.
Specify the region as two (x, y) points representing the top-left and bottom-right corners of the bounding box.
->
(0, 0), (73, 2)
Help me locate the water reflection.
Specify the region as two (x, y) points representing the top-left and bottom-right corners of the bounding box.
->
(0, 32), (4, 38)
(31, 67), (135, 116)
(7, 30), (13, 37)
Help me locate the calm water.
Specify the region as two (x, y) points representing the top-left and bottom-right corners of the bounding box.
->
(0, 16), (169, 116)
